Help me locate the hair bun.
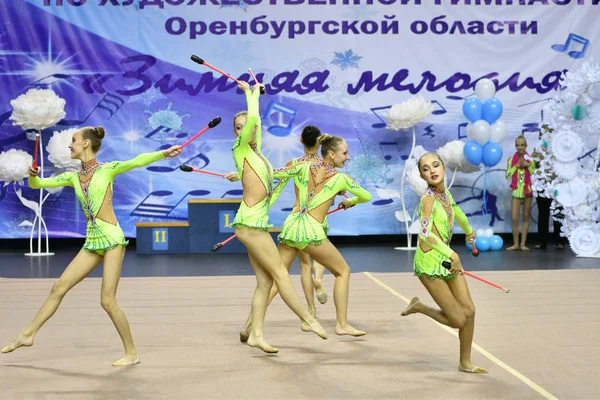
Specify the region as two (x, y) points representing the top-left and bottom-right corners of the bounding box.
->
(317, 133), (331, 145)
(94, 127), (106, 139)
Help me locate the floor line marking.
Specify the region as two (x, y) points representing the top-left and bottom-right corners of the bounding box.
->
(363, 271), (559, 400)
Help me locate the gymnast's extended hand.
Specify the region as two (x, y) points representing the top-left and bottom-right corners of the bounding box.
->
(339, 199), (354, 210)
(28, 166), (41, 176)
(466, 230), (476, 246)
(224, 172), (240, 182)
(162, 145), (183, 158)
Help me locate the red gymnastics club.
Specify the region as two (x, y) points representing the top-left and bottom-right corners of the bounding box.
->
(248, 68), (266, 95)
(191, 55), (241, 84)
(211, 205), (346, 252)
(442, 261), (509, 293)
(179, 164), (225, 178)
(33, 133), (40, 169)
(180, 116), (222, 149)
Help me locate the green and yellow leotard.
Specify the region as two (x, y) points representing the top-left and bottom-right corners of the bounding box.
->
(269, 153), (331, 234)
(272, 160), (371, 249)
(414, 187), (473, 279)
(231, 90), (274, 231)
(28, 151), (165, 254)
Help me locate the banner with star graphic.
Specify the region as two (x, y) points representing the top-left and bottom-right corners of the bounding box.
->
(0, 0), (598, 239)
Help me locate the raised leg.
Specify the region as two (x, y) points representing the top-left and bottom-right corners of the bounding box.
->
(2, 249), (102, 354)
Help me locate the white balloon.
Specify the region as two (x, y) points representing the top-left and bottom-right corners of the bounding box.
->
(484, 228), (494, 237)
(471, 120), (491, 146)
(476, 229), (486, 238)
(475, 79), (496, 102)
(466, 122), (474, 141)
(489, 121), (507, 143)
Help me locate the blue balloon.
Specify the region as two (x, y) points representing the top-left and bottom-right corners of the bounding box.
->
(490, 235), (504, 251)
(462, 98), (483, 122)
(482, 142), (503, 167)
(482, 98), (503, 124)
(475, 237), (490, 252)
(463, 140), (483, 165)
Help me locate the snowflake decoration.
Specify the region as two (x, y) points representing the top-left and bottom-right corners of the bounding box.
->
(537, 60), (600, 256)
(345, 153), (390, 186)
(145, 103), (190, 131)
(331, 50), (362, 71)
(127, 86), (165, 107)
(219, 2), (249, 11)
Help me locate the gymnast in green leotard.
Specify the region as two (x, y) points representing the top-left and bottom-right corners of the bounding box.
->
(1, 126), (182, 366)
(269, 125), (329, 315)
(239, 126), (332, 338)
(266, 134), (372, 337)
(400, 152), (487, 374)
(226, 81), (327, 354)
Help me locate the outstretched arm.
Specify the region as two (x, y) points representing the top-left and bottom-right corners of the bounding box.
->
(238, 82), (262, 148)
(272, 161), (306, 180)
(418, 196), (454, 259)
(269, 159), (294, 207)
(107, 146), (181, 178)
(28, 168), (75, 189)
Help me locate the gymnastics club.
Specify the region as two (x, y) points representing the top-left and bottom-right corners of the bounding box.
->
(180, 116), (222, 149)
(32, 133), (40, 169)
(191, 55), (241, 84)
(211, 205), (346, 252)
(179, 165), (225, 178)
(248, 68), (266, 95)
(442, 261), (509, 293)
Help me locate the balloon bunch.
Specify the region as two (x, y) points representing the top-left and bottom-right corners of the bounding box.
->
(462, 79), (507, 168)
(467, 228), (504, 252)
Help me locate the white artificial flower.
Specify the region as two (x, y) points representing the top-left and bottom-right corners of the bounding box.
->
(9, 88), (66, 131)
(385, 95), (434, 130)
(0, 149), (33, 185)
(47, 128), (81, 171)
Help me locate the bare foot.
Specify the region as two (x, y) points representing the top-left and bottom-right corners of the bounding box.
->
(521, 246), (530, 251)
(247, 335), (279, 354)
(506, 245), (519, 251)
(401, 297), (421, 316)
(240, 327), (250, 343)
(313, 279), (328, 304)
(459, 362), (488, 374)
(1, 333), (34, 354)
(112, 354), (140, 367)
(302, 317), (328, 340)
(335, 324), (366, 337)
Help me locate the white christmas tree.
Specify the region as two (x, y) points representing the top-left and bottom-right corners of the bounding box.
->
(536, 60), (600, 257)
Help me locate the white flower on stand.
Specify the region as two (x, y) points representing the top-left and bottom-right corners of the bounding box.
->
(9, 88), (66, 133)
(436, 140), (480, 173)
(47, 128), (81, 171)
(0, 149), (33, 185)
(385, 95), (434, 130)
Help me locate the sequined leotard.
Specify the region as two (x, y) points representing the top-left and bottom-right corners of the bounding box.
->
(272, 159), (372, 249)
(414, 187), (473, 279)
(28, 151), (165, 254)
(231, 89), (275, 231)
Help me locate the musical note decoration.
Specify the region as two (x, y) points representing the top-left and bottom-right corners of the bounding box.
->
(551, 33), (590, 59)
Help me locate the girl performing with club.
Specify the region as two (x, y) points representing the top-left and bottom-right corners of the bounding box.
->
(269, 125), (330, 315)
(238, 125), (331, 341)
(259, 134), (372, 337)
(1, 126), (182, 366)
(400, 153), (487, 374)
(225, 81), (327, 354)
